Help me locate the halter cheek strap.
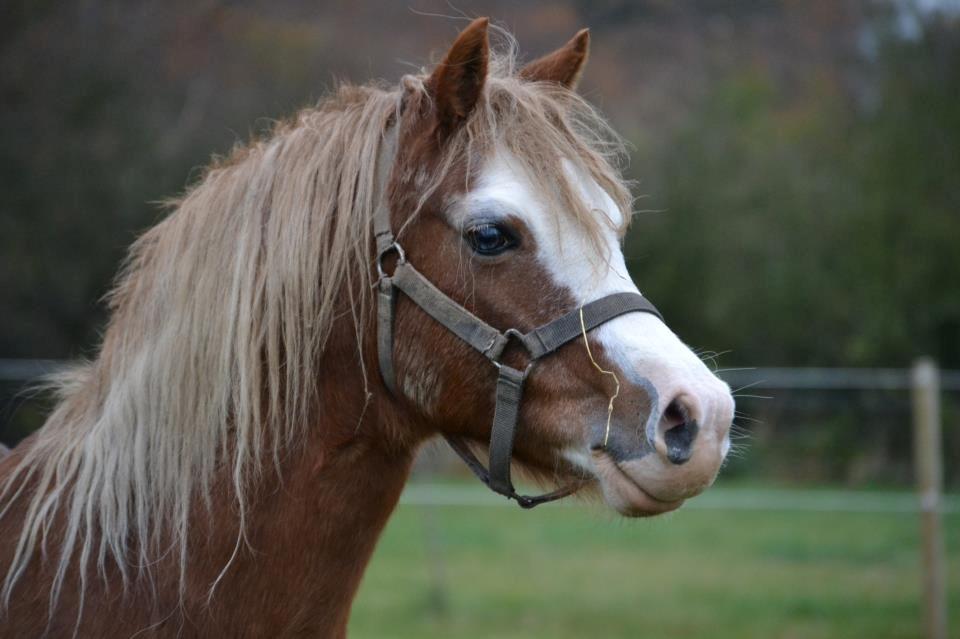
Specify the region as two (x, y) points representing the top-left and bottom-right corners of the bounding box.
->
(372, 126), (663, 508)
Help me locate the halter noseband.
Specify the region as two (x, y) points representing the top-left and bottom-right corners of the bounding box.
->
(373, 126), (663, 508)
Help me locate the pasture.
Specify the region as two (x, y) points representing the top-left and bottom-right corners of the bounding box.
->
(351, 482), (959, 639)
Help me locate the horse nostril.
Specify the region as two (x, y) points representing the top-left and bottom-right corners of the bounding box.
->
(658, 397), (699, 465)
(662, 398), (686, 429)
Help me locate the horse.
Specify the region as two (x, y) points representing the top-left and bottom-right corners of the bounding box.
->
(0, 18), (734, 637)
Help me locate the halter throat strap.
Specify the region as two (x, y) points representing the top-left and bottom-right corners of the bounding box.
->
(372, 125), (663, 508)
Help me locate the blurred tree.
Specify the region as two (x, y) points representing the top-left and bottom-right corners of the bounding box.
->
(1, 1), (958, 483)
(632, 12), (960, 369)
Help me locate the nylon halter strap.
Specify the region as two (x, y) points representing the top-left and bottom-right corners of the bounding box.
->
(372, 126), (664, 508)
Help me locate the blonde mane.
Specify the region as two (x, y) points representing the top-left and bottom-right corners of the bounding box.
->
(0, 37), (633, 615)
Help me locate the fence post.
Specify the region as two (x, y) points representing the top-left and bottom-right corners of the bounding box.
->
(911, 358), (947, 639)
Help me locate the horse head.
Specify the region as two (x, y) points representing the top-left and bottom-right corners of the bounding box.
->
(381, 19), (734, 516)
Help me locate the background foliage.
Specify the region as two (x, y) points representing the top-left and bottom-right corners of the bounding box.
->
(2, 1), (958, 484)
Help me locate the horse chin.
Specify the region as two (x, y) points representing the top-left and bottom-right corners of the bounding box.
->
(590, 450), (685, 517)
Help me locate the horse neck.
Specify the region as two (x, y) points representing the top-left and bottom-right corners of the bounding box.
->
(49, 325), (421, 636)
(0, 289), (423, 636)
(0, 364), (418, 638)
(189, 345), (420, 637)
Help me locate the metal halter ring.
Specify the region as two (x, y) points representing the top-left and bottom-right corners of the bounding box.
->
(491, 328), (535, 375)
(376, 242), (406, 280)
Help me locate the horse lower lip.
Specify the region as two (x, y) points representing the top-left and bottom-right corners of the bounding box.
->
(593, 450), (684, 516)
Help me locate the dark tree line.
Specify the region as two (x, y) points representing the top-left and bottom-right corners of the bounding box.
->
(2, 1), (957, 484)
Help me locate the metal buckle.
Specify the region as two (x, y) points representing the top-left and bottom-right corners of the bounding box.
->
(491, 328), (534, 376)
(376, 241), (406, 280)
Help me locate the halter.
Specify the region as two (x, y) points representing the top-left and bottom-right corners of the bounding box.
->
(373, 126), (663, 508)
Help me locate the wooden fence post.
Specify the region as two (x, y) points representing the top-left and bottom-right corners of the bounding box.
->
(911, 357), (947, 639)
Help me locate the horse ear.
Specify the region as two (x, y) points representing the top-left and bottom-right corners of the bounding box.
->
(519, 28), (590, 89)
(427, 17), (490, 133)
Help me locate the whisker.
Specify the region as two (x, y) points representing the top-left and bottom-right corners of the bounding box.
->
(730, 380), (764, 394)
(695, 349), (733, 372)
(733, 394), (773, 400)
(698, 349), (731, 361)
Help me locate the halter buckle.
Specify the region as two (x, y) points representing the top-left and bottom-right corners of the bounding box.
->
(376, 241), (406, 280)
(491, 328), (534, 376)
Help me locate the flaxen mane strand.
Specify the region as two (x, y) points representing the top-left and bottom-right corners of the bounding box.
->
(0, 34), (633, 617)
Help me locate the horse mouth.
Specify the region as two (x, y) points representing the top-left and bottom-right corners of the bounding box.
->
(590, 450), (685, 517)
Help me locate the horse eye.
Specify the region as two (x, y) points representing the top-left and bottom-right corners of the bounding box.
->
(465, 223), (517, 256)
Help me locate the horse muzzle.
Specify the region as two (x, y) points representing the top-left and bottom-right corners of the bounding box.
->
(589, 374), (734, 515)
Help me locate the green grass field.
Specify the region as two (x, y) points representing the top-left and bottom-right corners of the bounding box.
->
(350, 483), (958, 639)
